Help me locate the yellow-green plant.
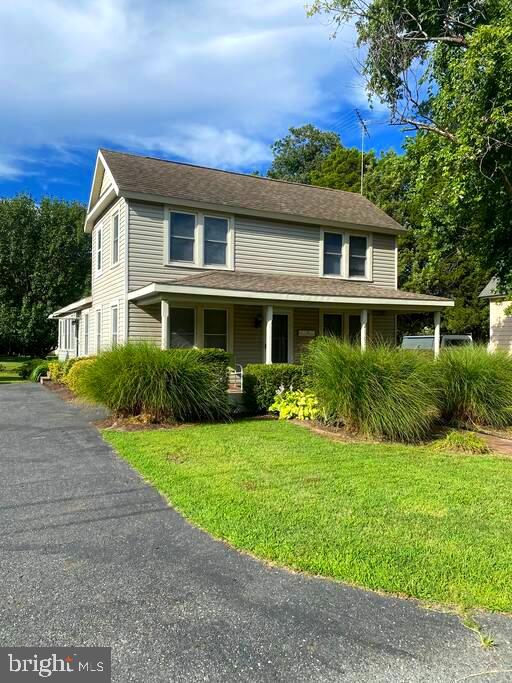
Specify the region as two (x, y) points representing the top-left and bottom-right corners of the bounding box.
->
(48, 360), (65, 382)
(269, 389), (319, 421)
(63, 358), (97, 393)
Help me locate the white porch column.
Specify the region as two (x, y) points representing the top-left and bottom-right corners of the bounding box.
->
(161, 300), (169, 350)
(360, 309), (368, 351)
(434, 311), (441, 358)
(264, 305), (273, 365)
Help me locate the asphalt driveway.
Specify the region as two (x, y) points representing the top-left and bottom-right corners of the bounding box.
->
(0, 383), (511, 682)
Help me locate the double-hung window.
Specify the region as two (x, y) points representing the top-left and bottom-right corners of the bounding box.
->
(323, 233), (343, 276)
(204, 309), (227, 350)
(96, 308), (102, 353)
(111, 305), (118, 347)
(112, 213), (119, 265)
(96, 227), (102, 273)
(84, 313), (89, 355)
(167, 211), (231, 268)
(349, 235), (368, 278)
(204, 217), (228, 266)
(170, 308), (195, 348)
(169, 212), (195, 263)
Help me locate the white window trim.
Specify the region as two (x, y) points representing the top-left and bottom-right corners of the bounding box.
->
(164, 207), (234, 271)
(111, 300), (119, 348)
(96, 306), (102, 354)
(96, 225), (103, 276)
(111, 211), (120, 267)
(319, 228), (372, 281)
(83, 312), (90, 356)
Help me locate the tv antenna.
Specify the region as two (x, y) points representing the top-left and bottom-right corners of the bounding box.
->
(355, 109), (370, 195)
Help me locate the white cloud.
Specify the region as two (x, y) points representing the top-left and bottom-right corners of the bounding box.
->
(0, 0), (360, 173)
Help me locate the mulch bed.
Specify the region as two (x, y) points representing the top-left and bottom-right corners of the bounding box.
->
(43, 380), (78, 403)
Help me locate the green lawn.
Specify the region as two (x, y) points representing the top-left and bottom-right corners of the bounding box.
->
(0, 356), (31, 383)
(104, 420), (512, 612)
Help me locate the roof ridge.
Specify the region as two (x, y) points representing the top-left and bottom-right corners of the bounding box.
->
(99, 147), (375, 201)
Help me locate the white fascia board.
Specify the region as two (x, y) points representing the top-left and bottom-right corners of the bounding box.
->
(85, 186), (118, 233)
(121, 190), (405, 236)
(49, 296), (93, 319)
(127, 282), (454, 309)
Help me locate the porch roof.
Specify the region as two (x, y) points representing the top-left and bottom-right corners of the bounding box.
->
(48, 296), (93, 319)
(128, 271), (454, 309)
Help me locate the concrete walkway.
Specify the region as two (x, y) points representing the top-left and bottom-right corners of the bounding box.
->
(0, 383), (511, 682)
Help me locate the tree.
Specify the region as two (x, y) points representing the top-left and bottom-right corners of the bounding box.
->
(310, 146), (376, 193)
(365, 144), (493, 339)
(308, 0), (512, 290)
(267, 124), (341, 183)
(0, 195), (90, 356)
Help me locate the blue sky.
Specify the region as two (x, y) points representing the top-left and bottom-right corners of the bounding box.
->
(0, 0), (407, 205)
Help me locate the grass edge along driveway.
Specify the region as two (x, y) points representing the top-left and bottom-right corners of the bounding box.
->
(103, 420), (512, 613)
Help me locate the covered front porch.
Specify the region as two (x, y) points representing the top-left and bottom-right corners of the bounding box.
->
(128, 290), (450, 366)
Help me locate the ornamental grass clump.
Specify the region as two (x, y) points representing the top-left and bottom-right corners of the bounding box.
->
(437, 345), (512, 428)
(304, 337), (440, 442)
(74, 342), (230, 422)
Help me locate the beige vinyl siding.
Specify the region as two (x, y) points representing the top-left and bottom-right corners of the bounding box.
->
(91, 198), (127, 351)
(372, 234), (396, 288)
(489, 300), (512, 352)
(128, 201), (203, 291)
(233, 304), (263, 366)
(128, 302), (161, 342)
(235, 218), (320, 275)
(371, 311), (396, 344)
(294, 308), (319, 362)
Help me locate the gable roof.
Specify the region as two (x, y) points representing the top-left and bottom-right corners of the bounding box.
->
(479, 277), (505, 299)
(97, 148), (404, 233)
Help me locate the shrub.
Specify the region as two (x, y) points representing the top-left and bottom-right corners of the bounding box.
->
(182, 348), (231, 389)
(243, 363), (307, 414)
(29, 362), (49, 382)
(18, 358), (45, 379)
(74, 342), (230, 422)
(437, 346), (512, 428)
(304, 337), (440, 442)
(433, 430), (491, 455)
(48, 360), (65, 382)
(63, 358), (97, 393)
(269, 389), (320, 421)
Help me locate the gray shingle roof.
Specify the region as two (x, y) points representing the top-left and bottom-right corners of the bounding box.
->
(154, 270), (451, 303)
(101, 149), (404, 232)
(479, 277), (502, 298)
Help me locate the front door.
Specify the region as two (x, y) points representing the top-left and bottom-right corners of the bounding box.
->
(272, 314), (289, 363)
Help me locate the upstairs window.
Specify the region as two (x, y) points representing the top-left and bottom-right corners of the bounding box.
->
(170, 308), (195, 348)
(112, 213), (119, 265)
(349, 235), (367, 278)
(204, 217), (228, 266)
(204, 309), (227, 350)
(323, 233), (343, 276)
(96, 227), (102, 273)
(169, 212), (195, 262)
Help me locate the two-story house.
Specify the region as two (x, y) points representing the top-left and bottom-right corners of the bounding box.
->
(50, 149), (453, 363)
